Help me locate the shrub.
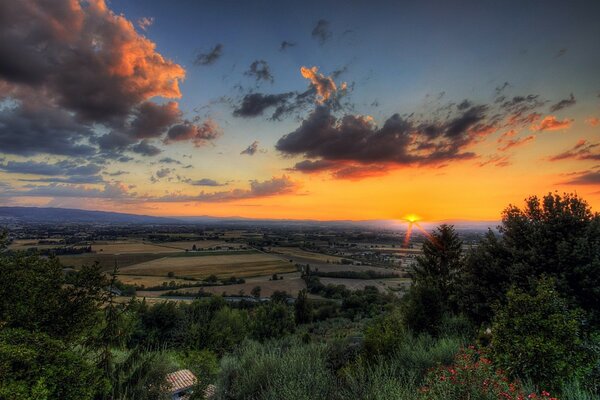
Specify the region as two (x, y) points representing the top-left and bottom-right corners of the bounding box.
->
(419, 346), (555, 400)
(491, 278), (592, 390)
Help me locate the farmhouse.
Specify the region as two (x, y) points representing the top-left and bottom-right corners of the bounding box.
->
(166, 369), (197, 399)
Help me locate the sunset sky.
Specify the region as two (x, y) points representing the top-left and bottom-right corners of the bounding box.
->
(0, 0), (599, 221)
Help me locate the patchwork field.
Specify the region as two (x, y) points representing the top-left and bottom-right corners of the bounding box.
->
(59, 253), (169, 270)
(319, 277), (410, 292)
(115, 274), (198, 287)
(271, 247), (346, 263)
(119, 252), (295, 279)
(91, 242), (181, 254)
(137, 276), (307, 298)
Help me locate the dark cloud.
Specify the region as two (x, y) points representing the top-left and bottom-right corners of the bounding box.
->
(159, 157), (182, 165)
(549, 93), (576, 112)
(278, 105), (479, 164)
(0, 1), (218, 158)
(0, 160), (101, 176)
(0, 100), (96, 156)
(549, 140), (600, 161)
(131, 139), (162, 156)
(563, 169), (600, 185)
(194, 44), (223, 66)
(165, 120), (222, 147)
(245, 60), (274, 83)
(312, 19), (332, 45)
(241, 141), (259, 155)
(232, 92), (294, 118)
(129, 102), (181, 139)
(106, 170), (129, 176)
(19, 175), (104, 184)
(184, 178), (224, 187)
(279, 41), (296, 51)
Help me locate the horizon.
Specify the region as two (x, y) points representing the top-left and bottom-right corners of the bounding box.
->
(1, 0), (599, 221)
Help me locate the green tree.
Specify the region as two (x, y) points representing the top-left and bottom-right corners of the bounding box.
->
(491, 278), (592, 390)
(0, 328), (104, 400)
(294, 289), (312, 324)
(412, 224), (463, 306)
(0, 252), (106, 342)
(458, 192), (600, 325)
(251, 303), (295, 341)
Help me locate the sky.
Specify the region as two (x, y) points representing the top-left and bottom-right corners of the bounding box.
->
(0, 0), (599, 222)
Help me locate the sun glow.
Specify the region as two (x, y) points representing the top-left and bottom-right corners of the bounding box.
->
(404, 213), (421, 223)
(401, 213), (430, 248)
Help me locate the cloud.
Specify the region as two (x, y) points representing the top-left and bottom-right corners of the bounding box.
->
(0, 160), (101, 176)
(497, 135), (535, 151)
(276, 105), (488, 177)
(311, 19), (332, 44)
(0, 100), (96, 156)
(131, 139), (162, 156)
(7, 182), (132, 199)
(585, 117), (599, 127)
(194, 44), (223, 66)
(0, 0), (220, 156)
(300, 66), (338, 103)
(137, 17), (154, 31)
(549, 139), (600, 161)
(531, 115), (573, 131)
(279, 41), (296, 51)
(19, 175), (104, 184)
(129, 101), (181, 139)
(245, 60), (274, 83)
(159, 157), (182, 165)
(241, 141), (259, 155)
(232, 92), (294, 118)
(563, 169), (600, 185)
(155, 176), (297, 203)
(549, 93), (576, 112)
(194, 176), (296, 202)
(183, 178), (224, 186)
(165, 119), (222, 147)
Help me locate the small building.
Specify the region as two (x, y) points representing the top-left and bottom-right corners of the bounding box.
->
(166, 369), (197, 399)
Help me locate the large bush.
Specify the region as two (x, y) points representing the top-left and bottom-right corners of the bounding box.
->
(491, 278), (593, 390)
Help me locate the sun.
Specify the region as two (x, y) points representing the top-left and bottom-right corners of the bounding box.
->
(404, 213), (421, 223)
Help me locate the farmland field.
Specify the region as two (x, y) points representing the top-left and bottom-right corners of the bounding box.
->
(119, 252), (295, 279)
(59, 253), (166, 270)
(271, 247), (346, 263)
(137, 276), (307, 298)
(319, 277), (410, 292)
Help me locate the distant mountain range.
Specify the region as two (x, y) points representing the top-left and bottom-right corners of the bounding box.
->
(0, 206), (499, 230)
(0, 207), (180, 224)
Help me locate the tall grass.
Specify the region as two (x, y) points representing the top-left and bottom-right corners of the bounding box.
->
(215, 339), (334, 400)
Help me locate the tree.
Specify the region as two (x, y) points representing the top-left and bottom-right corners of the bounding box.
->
(251, 285), (261, 298)
(0, 252), (106, 342)
(458, 192), (600, 325)
(0, 328), (104, 400)
(251, 303), (295, 341)
(412, 224), (463, 307)
(491, 278), (593, 390)
(401, 284), (445, 336)
(295, 289), (312, 324)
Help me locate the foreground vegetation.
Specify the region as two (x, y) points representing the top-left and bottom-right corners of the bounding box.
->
(1, 192), (599, 399)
